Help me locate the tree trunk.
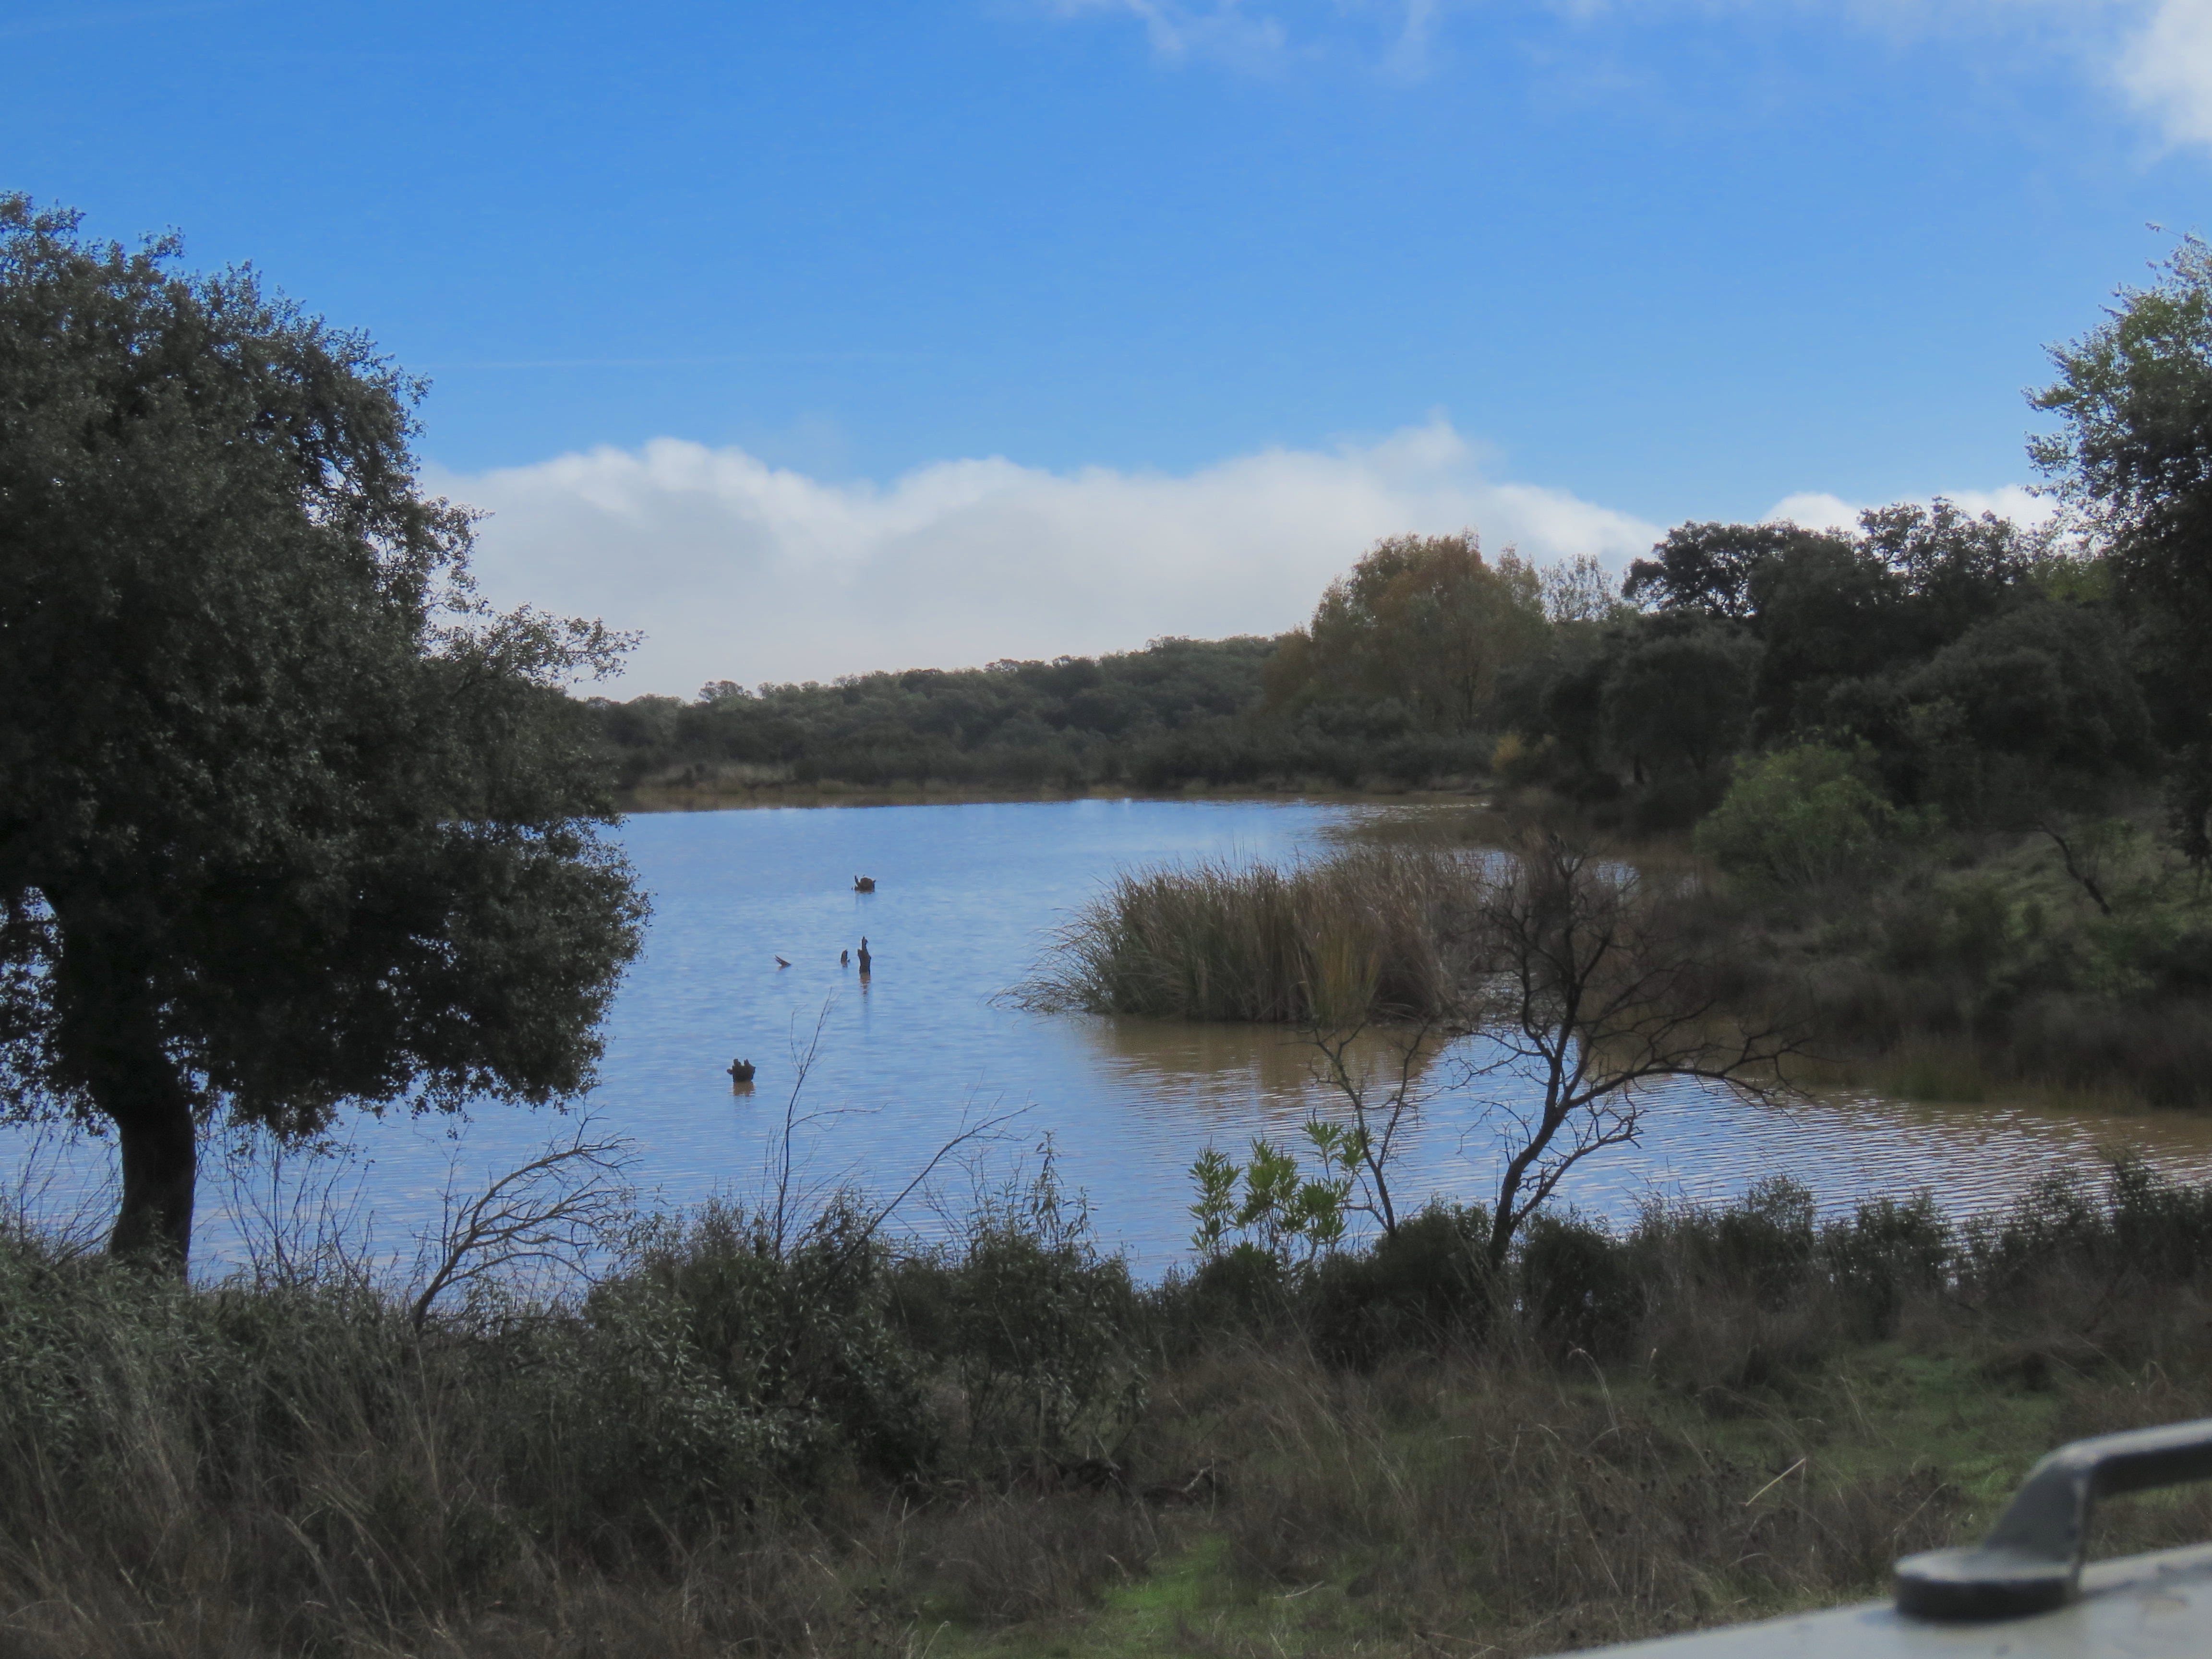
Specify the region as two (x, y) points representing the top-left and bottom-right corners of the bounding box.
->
(107, 1071), (197, 1266)
(51, 921), (201, 1268)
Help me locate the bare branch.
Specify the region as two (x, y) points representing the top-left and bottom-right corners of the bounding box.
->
(1455, 829), (1803, 1269)
(408, 1119), (635, 1330)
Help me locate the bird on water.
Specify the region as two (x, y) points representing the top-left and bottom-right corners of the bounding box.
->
(840, 949), (850, 967)
(774, 955), (790, 969)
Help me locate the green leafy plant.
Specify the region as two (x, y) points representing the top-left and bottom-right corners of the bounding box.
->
(1696, 743), (1899, 887)
(1188, 1125), (1358, 1267)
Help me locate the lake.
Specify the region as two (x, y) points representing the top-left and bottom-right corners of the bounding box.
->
(13, 796), (2212, 1276)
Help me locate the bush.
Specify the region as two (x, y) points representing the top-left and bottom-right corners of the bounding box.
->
(1519, 1211), (1640, 1356)
(17, 1154), (2212, 1654)
(889, 1168), (1144, 1470)
(1308, 1203), (1493, 1364)
(1824, 1192), (1949, 1338)
(1695, 744), (1899, 887)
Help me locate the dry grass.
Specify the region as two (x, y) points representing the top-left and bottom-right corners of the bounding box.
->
(1017, 844), (1480, 1024)
(12, 1163), (2212, 1656)
(1127, 1342), (1964, 1657)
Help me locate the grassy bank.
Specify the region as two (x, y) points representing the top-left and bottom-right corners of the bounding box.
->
(12, 1161), (2212, 1657)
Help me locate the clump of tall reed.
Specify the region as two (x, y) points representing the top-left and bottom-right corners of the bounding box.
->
(1018, 843), (1479, 1023)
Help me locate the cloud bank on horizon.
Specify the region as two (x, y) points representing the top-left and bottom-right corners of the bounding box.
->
(443, 420), (1658, 697)
(1761, 484), (2055, 535)
(441, 421), (2036, 699)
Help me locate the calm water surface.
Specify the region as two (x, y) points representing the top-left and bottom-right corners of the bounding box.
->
(14, 797), (2212, 1275)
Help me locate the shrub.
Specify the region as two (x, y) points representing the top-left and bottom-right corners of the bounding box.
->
(888, 1166), (1144, 1470)
(1519, 1211), (1641, 1356)
(1308, 1202), (1493, 1364)
(1824, 1191), (1950, 1338)
(1695, 744), (1898, 887)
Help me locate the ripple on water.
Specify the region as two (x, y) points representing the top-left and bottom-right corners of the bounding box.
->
(7, 798), (2212, 1274)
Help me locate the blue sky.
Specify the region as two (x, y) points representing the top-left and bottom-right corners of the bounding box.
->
(10, 1), (2211, 691)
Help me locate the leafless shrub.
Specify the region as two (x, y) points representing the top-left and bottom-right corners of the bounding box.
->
(213, 1124), (380, 1290)
(408, 1118), (635, 1328)
(1458, 830), (1802, 1269)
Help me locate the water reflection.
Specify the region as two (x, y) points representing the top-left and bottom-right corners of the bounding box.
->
(1070, 1004), (2212, 1238)
(7, 796), (2212, 1275)
(1059, 1015), (1439, 1132)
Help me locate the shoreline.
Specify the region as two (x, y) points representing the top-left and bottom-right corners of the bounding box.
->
(616, 779), (1495, 812)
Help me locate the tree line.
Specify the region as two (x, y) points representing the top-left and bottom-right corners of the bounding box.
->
(594, 237), (2212, 876)
(589, 499), (2149, 831)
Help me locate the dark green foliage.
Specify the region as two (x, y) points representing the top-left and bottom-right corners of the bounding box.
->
(2034, 236), (2212, 742)
(1599, 621), (1760, 783)
(0, 197), (644, 1262)
(1743, 535), (1911, 728)
(886, 1168), (1146, 1469)
(1519, 1210), (1639, 1355)
(2168, 743), (2212, 870)
(1826, 1192), (1951, 1338)
(12, 1162), (2212, 1653)
(603, 1197), (942, 1484)
(1168, 1241), (1297, 1341)
(596, 535), (1564, 797)
(1859, 499), (2032, 639)
(1966, 1157), (2212, 1294)
(1704, 1176), (1818, 1304)
(1695, 744), (1900, 887)
(595, 636), (1294, 792)
(1546, 496), (2154, 837)
(1261, 533), (1547, 734)
(1623, 520), (1841, 620)
(1308, 1202), (1493, 1364)
(1893, 602), (2152, 814)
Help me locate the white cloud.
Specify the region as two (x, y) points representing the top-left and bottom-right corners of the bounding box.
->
(1762, 491), (1862, 532)
(1762, 482), (2056, 532)
(1039, 0), (2212, 154)
(431, 419), (1661, 697)
(1940, 483), (2059, 523)
(1040, 0), (1293, 69)
(2116, 0), (2212, 147)
(1037, 0), (1456, 73)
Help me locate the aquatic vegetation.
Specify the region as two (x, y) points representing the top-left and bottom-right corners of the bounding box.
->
(1016, 843), (1478, 1025)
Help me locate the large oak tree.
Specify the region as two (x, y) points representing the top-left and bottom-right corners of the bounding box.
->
(0, 198), (646, 1264)
(2033, 236), (2212, 861)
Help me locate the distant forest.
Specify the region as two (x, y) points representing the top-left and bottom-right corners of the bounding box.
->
(583, 501), (2156, 834)
(589, 238), (2212, 860)
(586, 628), (1502, 797)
